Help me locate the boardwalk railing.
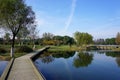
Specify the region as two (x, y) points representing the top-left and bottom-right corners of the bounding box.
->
(87, 45), (120, 50)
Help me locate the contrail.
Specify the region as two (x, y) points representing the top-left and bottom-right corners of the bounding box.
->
(63, 0), (77, 32)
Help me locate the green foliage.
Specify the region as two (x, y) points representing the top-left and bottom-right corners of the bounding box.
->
(74, 31), (93, 46)
(4, 33), (10, 40)
(41, 33), (75, 46)
(42, 32), (54, 40)
(16, 46), (33, 53)
(0, 48), (7, 53)
(63, 36), (75, 45)
(53, 36), (64, 46)
(94, 38), (116, 45)
(105, 38), (116, 45)
(0, 0), (35, 57)
(86, 46), (98, 50)
(48, 45), (81, 52)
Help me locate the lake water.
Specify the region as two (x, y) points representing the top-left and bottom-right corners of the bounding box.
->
(34, 50), (120, 80)
(0, 61), (8, 76)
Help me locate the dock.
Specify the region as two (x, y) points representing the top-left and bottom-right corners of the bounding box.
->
(1, 47), (48, 80)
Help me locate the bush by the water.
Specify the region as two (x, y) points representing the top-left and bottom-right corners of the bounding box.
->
(16, 46), (33, 53)
(86, 46), (98, 50)
(0, 48), (7, 53)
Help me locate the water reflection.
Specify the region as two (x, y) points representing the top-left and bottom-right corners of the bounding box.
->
(52, 51), (75, 59)
(105, 52), (120, 57)
(38, 52), (54, 64)
(116, 57), (120, 67)
(73, 52), (93, 68)
(38, 51), (75, 64)
(97, 51), (120, 67)
(34, 50), (120, 80)
(0, 61), (8, 76)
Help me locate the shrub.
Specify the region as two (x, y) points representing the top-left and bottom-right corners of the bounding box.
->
(0, 48), (7, 53)
(16, 46), (33, 53)
(86, 46), (98, 50)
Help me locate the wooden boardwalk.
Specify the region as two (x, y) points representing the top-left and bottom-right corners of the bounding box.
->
(6, 48), (47, 80)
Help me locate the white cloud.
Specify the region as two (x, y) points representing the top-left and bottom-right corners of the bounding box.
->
(63, 0), (77, 33)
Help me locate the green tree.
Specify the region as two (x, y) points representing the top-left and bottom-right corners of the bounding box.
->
(116, 32), (120, 45)
(63, 36), (75, 46)
(4, 33), (10, 40)
(53, 35), (63, 46)
(42, 33), (54, 45)
(0, 0), (35, 57)
(74, 31), (93, 46)
(4, 33), (10, 44)
(42, 32), (54, 40)
(105, 38), (116, 45)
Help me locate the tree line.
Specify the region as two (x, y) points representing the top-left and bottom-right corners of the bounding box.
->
(0, 0), (120, 57)
(94, 32), (120, 45)
(1, 32), (120, 46)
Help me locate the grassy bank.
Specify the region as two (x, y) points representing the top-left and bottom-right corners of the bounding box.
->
(48, 45), (120, 52)
(0, 52), (29, 59)
(48, 45), (85, 52)
(0, 45), (43, 59)
(112, 48), (120, 51)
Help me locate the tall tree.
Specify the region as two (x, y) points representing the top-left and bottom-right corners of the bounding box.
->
(63, 36), (75, 46)
(0, 0), (35, 57)
(74, 31), (93, 46)
(42, 32), (54, 40)
(116, 32), (120, 45)
(53, 35), (63, 46)
(105, 38), (116, 45)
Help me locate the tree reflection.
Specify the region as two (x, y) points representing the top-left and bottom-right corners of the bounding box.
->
(105, 52), (120, 57)
(104, 52), (120, 67)
(39, 51), (75, 64)
(73, 52), (93, 68)
(40, 52), (54, 64)
(52, 51), (75, 59)
(116, 57), (120, 67)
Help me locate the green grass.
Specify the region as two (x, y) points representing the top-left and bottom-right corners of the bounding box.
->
(0, 53), (11, 61)
(14, 53), (28, 58)
(48, 45), (82, 52)
(34, 45), (43, 50)
(0, 52), (27, 58)
(0, 45), (43, 59)
(112, 48), (120, 51)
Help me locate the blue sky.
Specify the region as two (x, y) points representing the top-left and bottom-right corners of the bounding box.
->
(25, 0), (120, 39)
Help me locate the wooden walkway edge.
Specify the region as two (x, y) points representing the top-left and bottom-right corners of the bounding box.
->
(3, 47), (48, 80)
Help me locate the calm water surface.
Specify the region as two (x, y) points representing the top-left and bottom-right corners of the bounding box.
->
(0, 61), (8, 76)
(34, 51), (120, 80)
